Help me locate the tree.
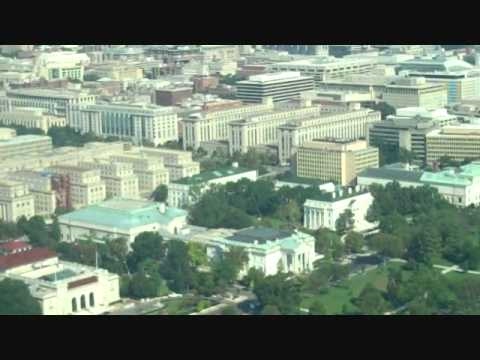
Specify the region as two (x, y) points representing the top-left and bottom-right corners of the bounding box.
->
(128, 272), (160, 299)
(241, 268), (265, 289)
(161, 240), (194, 293)
(0, 278), (42, 315)
(335, 209), (355, 235)
(261, 304), (281, 315)
(50, 217), (61, 243)
(344, 232), (364, 254)
(274, 200), (301, 227)
(129, 232), (165, 270)
(213, 247), (248, 288)
(188, 242), (209, 268)
(407, 225), (442, 266)
(254, 274), (301, 315)
(352, 285), (389, 315)
(369, 233), (405, 259)
(152, 185), (168, 203)
(364, 102), (396, 120)
(399, 148), (416, 164)
(309, 300), (327, 315)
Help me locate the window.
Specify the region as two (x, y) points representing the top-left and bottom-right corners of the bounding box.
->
(72, 298), (78, 313)
(80, 295), (86, 309)
(89, 293), (95, 307)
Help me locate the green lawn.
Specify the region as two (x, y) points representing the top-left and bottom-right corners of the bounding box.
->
(301, 262), (410, 315)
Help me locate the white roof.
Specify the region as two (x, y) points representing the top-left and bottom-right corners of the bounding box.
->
(243, 71), (308, 83)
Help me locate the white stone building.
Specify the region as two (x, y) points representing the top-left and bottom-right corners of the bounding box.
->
(303, 187), (376, 232)
(167, 164), (257, 208)
(189, 227), (316, 276)
(0, 241), (120, 315)
(58, 199), (188, 246)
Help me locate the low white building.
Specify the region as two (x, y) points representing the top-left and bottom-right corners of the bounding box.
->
(0, 241), (120, 315)
(189, 227), (316, 276)
(304, 187), (376, 232)
(357, 162), (480, 207)
(58, 198), (188, 247)
(167, 164), (257, 208)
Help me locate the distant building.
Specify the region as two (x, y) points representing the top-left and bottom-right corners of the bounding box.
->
(0, 133), (53, 160)
(78, 160), (140, 200)
(269, 57), (377, 85)
(277, 107), (381, 165)
(46, 165), (106, 209)
(0, 107), (65, 133)
(59, 198), (188, 245)
(34, 52), (90, 81)
(236, 72), (315, 104)
(264, 45), (329, 56)
(304, 187), (376, 232)
(168, 164), (257, 208)
(368, 107), (458, 164)
(426, 124), (480, 165)
(154, 87), (193, 106)
(296, 139), (379, 186)
(189, 227), (316, 276)
(5, 88), (95, 117)
(0, 241), (120, 315)
(0, 180), (35, 222)
(67, 103), (179, 147)
(5, 171), (57, 216)
(182, 100), (274, 150)
(383, 77), (448, 110)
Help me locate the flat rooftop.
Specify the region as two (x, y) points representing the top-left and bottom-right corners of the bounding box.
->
(238, 71), (312, 84)
(174, 166), (255, 185)
(227, 227), (294, 245)
(271, 56), (375, 68)
(6, 88), (92, 99)
(59, 198), (188, 230)
(0, 134), (51, 146)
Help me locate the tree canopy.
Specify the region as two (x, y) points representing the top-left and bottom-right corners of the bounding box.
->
(0, 279), (42, 315)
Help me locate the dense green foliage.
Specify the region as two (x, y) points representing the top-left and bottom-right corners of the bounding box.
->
(151, 185), (168, 202)
(253, 274), (302, 315)
(0, 279), (42, 315)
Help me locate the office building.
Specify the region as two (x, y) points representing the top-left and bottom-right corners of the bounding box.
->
(34, 52), (90, 81)
(278, 107), (381, 165)
(188, 227), (316, 276)
(168, 164), (257, 208)
(67, 103), (178, 146)
(154, 87), (193, 106)
(0, 107), (65, 133)
(236, 72), (315, 104)
(103, 47), (145, 61)
(5, 171), (57, 216)
(46, 165), (106, 209)
(383, 77), (448, 110)
(6, 88), (95, 117)
(296, 139), (379, 186)
(0, 133), (52, 160)
(426, 125), (480, 165)
(0, 241), (120, 315)
(109, 154), (169, 194)
(182, 100), (274, 150)
(0, 180), (35, 222)
(304, 187), (375, 232)
(269, 57), (377, 85)
(79, 160), (140, 200)
(0, 127), (16, 140)
(88, 63), (143, 82)
(228, 99), (323, 155)
(368, 107), (458, 164)
(59, 198), (188, 246)
(263, 45), (329, 56)
(0, 142), (127, 176)
(129, 147), (200, 181)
